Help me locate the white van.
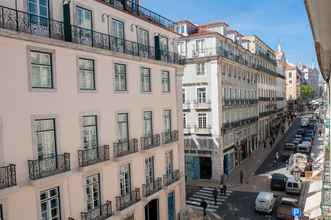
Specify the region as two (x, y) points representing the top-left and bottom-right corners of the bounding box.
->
(255, 192), (276, 213)
(285, 176), (302, 194)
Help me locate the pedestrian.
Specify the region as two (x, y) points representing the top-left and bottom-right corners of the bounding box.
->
(240, 170), (244, 184)
(319, 129), (322, 137)
(200, 199), (208, 217)
(213, 187), (218, 205)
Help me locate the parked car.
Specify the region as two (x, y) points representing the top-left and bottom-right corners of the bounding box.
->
(255, 192), (277, 214)
(271, 173), (288, 191)
(285, 176), (302, 194)
(288, 153), (307, 175)
(284, 143), (296, 151)
(276, 197), (299, 220)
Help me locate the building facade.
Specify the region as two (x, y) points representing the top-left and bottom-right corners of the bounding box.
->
(175, 21), (283, 182)
(298, 64), (321, 98)
(0, 0), (185, 220)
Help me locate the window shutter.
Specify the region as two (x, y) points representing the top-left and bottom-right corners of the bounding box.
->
(63, 2), (72, 42)
(154, 35), (161, 60)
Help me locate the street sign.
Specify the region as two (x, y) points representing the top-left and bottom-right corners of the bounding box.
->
(292, 208), (302, 217)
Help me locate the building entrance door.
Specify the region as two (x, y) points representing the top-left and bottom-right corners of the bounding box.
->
(199, 157), (212, 179)
(145, 199), (159, 220)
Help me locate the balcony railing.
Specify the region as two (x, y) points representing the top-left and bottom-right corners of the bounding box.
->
(113, 138), (138, 158)
(78, 145), (110, 167)
(163, 169), (180, 186)
(161, 130), (179, 144)
(193, 100), (211, 109)
(0, 5), (183, 65)
(28, 153), (70, 180)
(142, 177), (162, 197)
(140, 134), (160, 150)
(0, 164), (16, 189)
(194, 126), (212, 134)
(97, 0), (176, 32)
(81, 201), (113, 220)
(115, 188), (141, 211)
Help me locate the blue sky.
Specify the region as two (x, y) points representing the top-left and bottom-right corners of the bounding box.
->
(143, 0), (317, 66)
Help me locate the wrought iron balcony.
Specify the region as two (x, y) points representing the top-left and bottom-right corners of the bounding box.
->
(140, 134), (160, 150)
(142, 177), (162, 197)
(163, 169), (180, 186)
(0, 5), (183, 65)
(0, 164), (16, 190)
(28, 153), (70, 180)
(78, 145), (110, 167)
(96, 0), (176, 32)
(81, 200), (112, 220)
(113, 138), (138, 158)
(115, 188), (141, 211)
(161, 130), (179, 144)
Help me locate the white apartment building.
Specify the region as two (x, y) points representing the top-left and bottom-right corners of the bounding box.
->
(285, 63), (302, 101)
(0, 1), (185, 220)
(176, 21), (262, 181)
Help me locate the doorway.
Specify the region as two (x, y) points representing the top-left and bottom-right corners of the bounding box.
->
(145, 199), (159, 220)
(199, 157), (212, 179)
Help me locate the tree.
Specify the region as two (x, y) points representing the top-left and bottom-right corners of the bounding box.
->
(300, 84), (314, 100)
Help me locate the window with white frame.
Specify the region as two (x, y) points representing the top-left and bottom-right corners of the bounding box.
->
(141, 67), (152, 92)
(145, 157), (155, 184)
(76, 6), (92, 29)
(143, 111), (153, 137)
(195, 39), (204, 52)
(34, 118), (56, 160)
(79, 58), (95, 90)
(120, 164), (131, 196)
(114, 63), (127, 91)
(164, 110), (172, 132)
(196, 63), (205, 75)
(28, 0), (49, 26)
(177, 42), (185, 55)
(198, 113), (207, 129)
(31, 51), (53, 89)
(82, 115), (98, 149)
(40, 187), (61, 220)
(161, 71), (170, 92)
(85, 174), (101, 212)
(197, 88), (207, 103)
(117, 113), (129, 140)
(165, 150), (174, 176)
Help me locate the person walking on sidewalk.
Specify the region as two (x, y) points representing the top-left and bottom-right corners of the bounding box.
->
(200, 199), (208, 217)
(240, 170), (244, 184)
(213, 187), (218, 205)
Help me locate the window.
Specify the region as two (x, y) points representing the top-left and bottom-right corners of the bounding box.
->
(82, 115), (98, 149)
(117, 113), (129, 140)
(79, 58), (95, 90)
(137, 28), (149, 46)
(28, 0), (49, 26)
(161, 71), (170, 92)
(0, 204), (3, 220)
(85, 174), (101, 212)
(141, 67), (151, 92)
(114, 63), (127, 91)
(196, 63), (205, 75)
(164, 110), (172, 132)
(76, 6), (92, 29)
(34, 119), (56, 160)
(183, 113), (186, 129)
(31, 51), (53, 89)
(197, 88), (207, 103)
(143, 111), (153, 137)
(112, 19), (125, 50)
(165, 151), (174, 176)
(145, 157), (155, 185)
(120, 164), (131, 196)
(40, 187), (61, 220)
(177, 42), (185, 55)
(159, 36), (169, 52)
(195, 39), (204, 52)
(198, 113), (207, 129)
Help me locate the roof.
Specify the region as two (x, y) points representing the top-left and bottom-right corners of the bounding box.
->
(199, 21), (229, 28)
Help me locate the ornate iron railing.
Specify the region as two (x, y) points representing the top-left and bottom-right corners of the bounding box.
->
(113, 138), (138, 158)
(142, 177), (162, 197)
(163, 169), (180, 186)
(0, 164), (16, 189)
(78, 145), (110, 167)
(0, 5), (183, 65)
(97, 0), (176, 32)
(115, 188), (141, 211)
(161, 130), (178, 144)
(140, 134), (160, 150)
(28, 153), (70, 180)
(81, 201), (112, 220)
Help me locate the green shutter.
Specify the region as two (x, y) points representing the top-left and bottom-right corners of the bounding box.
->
(154, 35), (161, 60)
(63, 2), (72, 42)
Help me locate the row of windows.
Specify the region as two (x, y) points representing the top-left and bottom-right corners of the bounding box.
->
(223, 107), (258, 123)
(223, 87), (257, 100)
(30, 151), (174, 220)
(221, 63), (257, 84)
(30, 50), (171, 93)
(33, 110), (173, 160)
